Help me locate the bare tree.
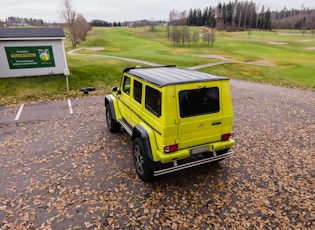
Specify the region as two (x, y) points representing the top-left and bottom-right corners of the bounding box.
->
(192, 31), (199, 46)
(210, 30), (215, 47)
(58, 0), (77, 47)
(166, 23), (170, 39)
(168, 9), (178, 26)
(168, 10), (188, 26)
(58, 0), (90, 48)
(172, 26), (181, 46)
(75, 14), (91, 43)
(150, 18), (155, 32)
(168, 10), (190, 46)
(202, 28), (215, 47)
(181, 26), (189, 46)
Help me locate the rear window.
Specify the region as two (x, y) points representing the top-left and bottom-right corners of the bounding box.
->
(179, 87), (219, 118)
(133, 80), (142, 104)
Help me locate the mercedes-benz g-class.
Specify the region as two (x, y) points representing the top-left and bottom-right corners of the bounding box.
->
(105, 66), (235, 181)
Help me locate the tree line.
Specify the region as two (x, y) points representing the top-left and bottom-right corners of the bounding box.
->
(272, 8), (315, 31)
(185, 1), (271, 31)
(90, 20), (121, 27)
(171, 1), (315, 32)
(1, 17), (45, 27)
(90, 19), (166, 27)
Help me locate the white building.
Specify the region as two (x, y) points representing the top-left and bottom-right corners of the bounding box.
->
(0, 28), (68, 78)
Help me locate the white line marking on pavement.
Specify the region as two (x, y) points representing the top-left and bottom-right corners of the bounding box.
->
(15, 104), (24, 121)
(68, 99), (73, 114)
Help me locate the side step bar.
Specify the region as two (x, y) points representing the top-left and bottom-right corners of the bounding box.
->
(154, 151), (234, 177)
(118, 119), (132, 136)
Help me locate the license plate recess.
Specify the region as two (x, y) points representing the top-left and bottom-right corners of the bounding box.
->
(190, 146), (208, 155)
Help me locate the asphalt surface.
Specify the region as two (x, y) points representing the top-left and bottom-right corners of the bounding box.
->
(0, 80), (314, 229)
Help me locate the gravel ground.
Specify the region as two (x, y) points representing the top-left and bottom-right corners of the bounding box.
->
(0, 80), (314, 229)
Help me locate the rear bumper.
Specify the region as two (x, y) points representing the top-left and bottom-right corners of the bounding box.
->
(154, 151), (234, 176)
(156, 139), (235, 164)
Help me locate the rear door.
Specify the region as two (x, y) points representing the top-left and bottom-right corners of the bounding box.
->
(129, 79), (143, 126)
(175, 81), (223, 150)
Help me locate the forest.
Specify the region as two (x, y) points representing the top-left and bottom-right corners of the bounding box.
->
(0, 17), (46, 27)
(173, 1), (315, 31)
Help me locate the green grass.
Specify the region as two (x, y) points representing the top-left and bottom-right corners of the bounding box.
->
(1, 26), (314, 105)
(81, 26), (215, 67)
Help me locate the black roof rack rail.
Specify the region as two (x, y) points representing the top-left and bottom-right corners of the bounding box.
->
(123, 65), (176, 72)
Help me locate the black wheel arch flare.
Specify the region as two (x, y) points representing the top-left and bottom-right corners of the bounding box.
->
(105, 95), (117, 121)
(132, 124), (153, 161)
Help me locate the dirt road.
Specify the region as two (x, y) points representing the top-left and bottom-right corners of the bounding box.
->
(0, 80), (314, 229)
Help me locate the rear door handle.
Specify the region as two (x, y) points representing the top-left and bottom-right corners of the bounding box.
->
(212, 121), (221, 126)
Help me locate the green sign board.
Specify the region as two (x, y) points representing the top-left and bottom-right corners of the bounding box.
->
(5, 46), (55, 69)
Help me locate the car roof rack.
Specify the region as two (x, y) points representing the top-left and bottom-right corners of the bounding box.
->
(123, 66), (228, 87)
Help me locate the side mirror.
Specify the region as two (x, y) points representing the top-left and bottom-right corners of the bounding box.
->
(112, 86), (121, 94)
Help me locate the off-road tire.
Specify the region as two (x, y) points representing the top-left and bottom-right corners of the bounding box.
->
(133, 138), (154, 181)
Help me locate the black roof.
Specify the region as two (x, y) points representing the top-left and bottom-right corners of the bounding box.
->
(0, 28), (65, 39)
(125, 66), (228, 87)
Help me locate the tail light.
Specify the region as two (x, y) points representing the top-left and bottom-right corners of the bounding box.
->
(164, 144), (178, 153)
(221, 133), (232, 140)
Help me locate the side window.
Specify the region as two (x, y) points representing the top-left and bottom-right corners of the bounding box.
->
(145, 86), (161, 117)
(133, 80), (142, 104)
(122, 76), (131, 95)
(179, 87), (219, 118)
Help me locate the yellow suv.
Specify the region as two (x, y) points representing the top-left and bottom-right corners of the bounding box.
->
(105, 66), (235, 181)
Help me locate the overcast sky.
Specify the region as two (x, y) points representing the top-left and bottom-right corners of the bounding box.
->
(1, 0), (314, 23)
